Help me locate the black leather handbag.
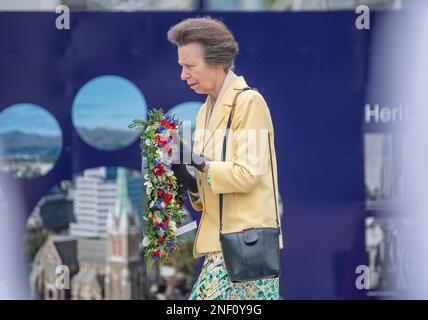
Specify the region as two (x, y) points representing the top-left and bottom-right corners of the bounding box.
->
(218, 88), (282, 283)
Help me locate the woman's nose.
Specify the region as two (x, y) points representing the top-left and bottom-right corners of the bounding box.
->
(181, 67), (189, 81)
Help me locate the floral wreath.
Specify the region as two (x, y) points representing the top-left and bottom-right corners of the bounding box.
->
(129, 109), (186, 269)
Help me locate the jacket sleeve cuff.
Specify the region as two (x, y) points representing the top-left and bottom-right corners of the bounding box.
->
(208, 161), (233, 195)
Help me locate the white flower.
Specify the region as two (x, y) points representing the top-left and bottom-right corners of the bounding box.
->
(146, 186), (152, 195)
(145, 138), (151, 146)
(144, 173), (149, 180)
(142, 236), (151, 247)
(155, 213), (162, 223)
(157, 229), (165, 237)
(169, 220), (177, 233)
(149, 201), (155, 208)
(144, 180), (153, 195)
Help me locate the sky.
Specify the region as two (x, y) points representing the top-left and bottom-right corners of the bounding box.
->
(0, 103), (62, 136)
(72, 75), (147, 131)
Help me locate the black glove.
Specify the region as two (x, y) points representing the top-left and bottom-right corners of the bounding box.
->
(171, 164), (198, 193)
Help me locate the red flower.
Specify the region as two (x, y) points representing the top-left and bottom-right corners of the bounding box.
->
(157, 190), (163, 197)
(168, 148), (172, 156)
(152, 249), (161, 257)
(163, 193), (173, 203)
(160, 119), (170, 128)
(155, 134), (168, 147)
(158, 237), (165, 243)
(153, 164), (164, 176)
(162, 220), (169, 227)
(160, 119), (176, 129)
(153, 221), (159, 227)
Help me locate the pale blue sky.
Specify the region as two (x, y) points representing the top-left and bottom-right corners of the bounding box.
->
(0, 104), (61, 136)
(168, 101), (202, 130)
(72, 75), (147, 131)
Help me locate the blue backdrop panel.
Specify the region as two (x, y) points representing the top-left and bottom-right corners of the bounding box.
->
(0, 11), (372, 299)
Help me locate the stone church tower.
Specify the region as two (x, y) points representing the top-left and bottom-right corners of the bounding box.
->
(105, 168), (141, 299)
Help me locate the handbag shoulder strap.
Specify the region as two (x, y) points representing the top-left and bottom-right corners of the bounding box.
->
(219, 87), (281, 235)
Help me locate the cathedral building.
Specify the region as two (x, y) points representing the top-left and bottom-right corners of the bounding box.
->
(29, 168), (145, 300)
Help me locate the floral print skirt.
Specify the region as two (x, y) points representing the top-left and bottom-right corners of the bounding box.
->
(189, 251), (280, 300)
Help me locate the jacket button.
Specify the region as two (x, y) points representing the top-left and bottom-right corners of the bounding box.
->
(199, 179), (202, 185)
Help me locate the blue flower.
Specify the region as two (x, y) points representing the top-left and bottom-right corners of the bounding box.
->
(165, 240), (175, 250)
(164, 113), (171, 120)
(156, 201), (163, 210)
(156, 126), (166, 133)
(153, 160), (160, 166)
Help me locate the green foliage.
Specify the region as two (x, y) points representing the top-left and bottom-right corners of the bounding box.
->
(24, 229), (51, 263)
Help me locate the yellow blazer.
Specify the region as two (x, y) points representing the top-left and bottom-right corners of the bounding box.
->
(189, 76), (284, 258)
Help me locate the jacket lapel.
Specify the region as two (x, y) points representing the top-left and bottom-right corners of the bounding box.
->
(200, 76), (248, 154)
(193, 102), (207, 155)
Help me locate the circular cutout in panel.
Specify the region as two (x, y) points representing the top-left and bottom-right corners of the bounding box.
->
(72, 75), (147, 151)
(0, 103), (62, 179)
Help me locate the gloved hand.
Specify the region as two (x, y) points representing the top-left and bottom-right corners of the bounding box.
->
(171, 129), (210, 172)
(180, 141), (210, 172)
(171, 164), (198, 193)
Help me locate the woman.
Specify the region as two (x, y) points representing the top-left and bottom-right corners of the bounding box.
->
(167, 17), (283, 300)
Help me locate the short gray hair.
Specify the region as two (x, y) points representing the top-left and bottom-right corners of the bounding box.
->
(167, 16), (239, 72)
